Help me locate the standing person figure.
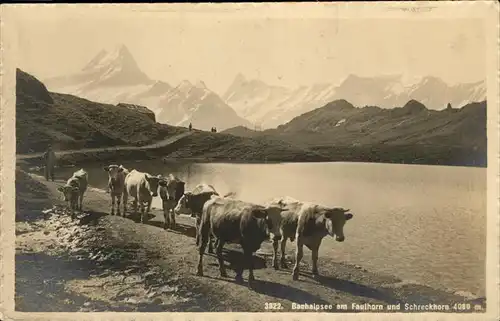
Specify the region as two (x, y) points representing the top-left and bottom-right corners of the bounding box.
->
(213, 127), (217, 133)
(43, 144), (56, 182)
(189, 123), (193, 131)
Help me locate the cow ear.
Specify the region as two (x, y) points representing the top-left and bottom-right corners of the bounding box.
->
(345, 213), (353, 221)
(103, 166), (109, 172)
(57, 186), (64, 192)
(118, 167), (124, 172)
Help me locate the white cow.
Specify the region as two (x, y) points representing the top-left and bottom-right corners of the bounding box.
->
(57, 168), (88, 219)
(123, 169), (162, 223)
(103, 164), (130, 216)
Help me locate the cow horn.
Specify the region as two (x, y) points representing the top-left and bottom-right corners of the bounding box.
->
(343, 208), (350, 213)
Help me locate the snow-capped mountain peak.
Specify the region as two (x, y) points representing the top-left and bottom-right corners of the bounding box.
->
(194, 80), (208, 89)
(176, 80), (194, 93)
(82, 44), (136, 72)
(43, 46), (251, 132)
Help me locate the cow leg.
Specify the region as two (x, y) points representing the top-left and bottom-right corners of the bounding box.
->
(216, 239), (227, 278)
(208, 234), (215, 254)
(245, 249), (255, 288)
(133, 199), (138, 215)
(111, 194), (115, 215)
(311, 239), (322, 276)
(50, 166), (55, 182)
(195, 217), (201, 246)
(170, 209), (176, 229)
(44, 166), (49, 181)
(70, 202), (76, 219)
(163, 203), (170, 229)
(272, 235), (281, 270)
(122, 191), (128, 216)
(144, 199), (152, 223)
(116, 194), (122, 216)
(234, 263), (244, 285)
(138, 199), (146, 224)
(280, 237), (289, 269)
(292, 238), (304, 280)
(196, 224), (210, 276)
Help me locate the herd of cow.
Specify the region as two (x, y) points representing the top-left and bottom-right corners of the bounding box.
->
(56, 165), (354, 288)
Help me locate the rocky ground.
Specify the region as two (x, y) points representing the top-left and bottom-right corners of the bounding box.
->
(14, 169), (487, 314)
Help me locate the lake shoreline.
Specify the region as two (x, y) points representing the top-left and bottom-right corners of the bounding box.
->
(15, 146), (487, 169)
(15, 169), (486, 313)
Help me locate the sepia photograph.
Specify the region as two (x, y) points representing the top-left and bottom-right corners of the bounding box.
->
(1, 2), (499, 320)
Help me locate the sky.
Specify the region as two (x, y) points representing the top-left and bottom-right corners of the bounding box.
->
(11, 5), (486, 96)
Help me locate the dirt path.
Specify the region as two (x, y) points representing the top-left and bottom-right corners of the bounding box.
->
(16, 131), (194, 161)
(15, 170), (486, 313)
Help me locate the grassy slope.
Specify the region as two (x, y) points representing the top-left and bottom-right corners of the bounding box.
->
(165, 131), (328, 162)
(223, 100), (487, 167)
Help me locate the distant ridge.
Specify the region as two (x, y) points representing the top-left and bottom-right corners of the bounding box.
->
(223, 73), (486, 129)
(222, 98), (487, 167)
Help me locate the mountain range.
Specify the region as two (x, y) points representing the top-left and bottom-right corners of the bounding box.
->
(44, 44), (486, 132)
(222, 73), (486, 129)
(44, 45), (251, 131)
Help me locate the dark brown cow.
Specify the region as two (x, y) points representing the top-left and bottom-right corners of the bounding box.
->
(266, 196), (353, 280)
(174, 184), (234, 253)
(196, 196), (287, 288)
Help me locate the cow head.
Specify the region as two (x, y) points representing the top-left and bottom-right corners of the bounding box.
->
(57, 185), (79, 206)
(323, 207), (353, 242)
(158, 175), (184, 201)
(175, 181), (185, 202)
(263, 200), (289, 235)
(103, 164), (124, 180)
(174, 192), (193, 215)
(251, 208), (273, 240)
(145, 174), (162, 197)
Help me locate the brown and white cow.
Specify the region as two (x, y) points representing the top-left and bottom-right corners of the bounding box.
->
(103, 164), (130, 216)
(174, 183), (222, 253)
(123, 169), (162, 224)
(266, 196), (353, 280)
(158, 174), (185, 230)
(196, 196), (287, 288)
(57, 168), (88, 219)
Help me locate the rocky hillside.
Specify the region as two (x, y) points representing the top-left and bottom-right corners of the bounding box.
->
(223, 74), (486, 129)
(16, 68), (185, 153)
(44, 44), (250, 132)
(223, 99), (487, 167)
